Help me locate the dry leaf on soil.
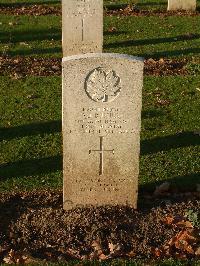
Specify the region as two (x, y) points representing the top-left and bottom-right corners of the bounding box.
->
(175, 220), (193, 229)
(91, 240), (107, 260)
(168, 230), (196, 254)
(163, 216), (174, 225)
(3, 249), (37, 264)
(195, 247), (200, 256)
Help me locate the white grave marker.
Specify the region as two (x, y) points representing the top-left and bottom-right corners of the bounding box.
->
(168, 0), (196, 11)
(62, 0), (103, 56)
(62, 53), (143, 210)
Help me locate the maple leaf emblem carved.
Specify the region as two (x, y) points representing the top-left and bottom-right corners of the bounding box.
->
(85, 67), (121, 103)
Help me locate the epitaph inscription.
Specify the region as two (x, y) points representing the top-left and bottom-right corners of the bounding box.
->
(63, 53), (144, 210)
(62, 0), (103, 56)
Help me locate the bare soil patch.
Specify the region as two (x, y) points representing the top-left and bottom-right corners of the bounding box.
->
(0, 190), (199, 263)
(0, 56), (61, 78)
(0, 56), (189, 77)
(0, 4), (199, 17)
(106, 5), (200, 17)
(0, 4), (61, 16)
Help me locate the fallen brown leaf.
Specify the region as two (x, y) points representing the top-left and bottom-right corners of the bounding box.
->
(91, 240), (108, 260)
(3, 249), (37, 264)
(163, 216), (174, 225)
(108, 26), (117, 32)
(168, 230), (196, 254)
(176, 220), (193, 229)
(151, 247), (163, 257)
(195, 247), (200, 256)
(126, 250), (136, 258)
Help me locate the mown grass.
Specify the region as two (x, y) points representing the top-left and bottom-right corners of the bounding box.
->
(10, 259), (200, 266)
(0, 0), (60, 6)
(45, 259), (200, 266)
(0, 15), (62, 57)
(1, 258), (200, 266)
(0, 14), (200, 60)
(0, 75), (199, 192)
(104, 16), (200, 59)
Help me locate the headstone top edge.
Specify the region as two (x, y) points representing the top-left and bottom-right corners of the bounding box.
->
(62, 53), (144, 63)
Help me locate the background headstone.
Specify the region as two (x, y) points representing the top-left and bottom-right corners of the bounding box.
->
(62, 0), (103, 56)
(168, 0), (196, 11)
(63, 53), (143, 210)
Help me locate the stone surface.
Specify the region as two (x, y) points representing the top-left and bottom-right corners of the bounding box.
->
(62, 0), (103, 56)
(62, 53), (143, 210)
(168, 0), (196, 11)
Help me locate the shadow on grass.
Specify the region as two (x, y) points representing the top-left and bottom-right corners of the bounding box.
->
(0, 121), (199, 182)
(104, 3), (128, 10)
(0, 1), (60, 7)
(142, 109), (166, 119)
(0, 120), (61, 141)
(0, 28), (61, 44)
(9, 47), (62, 56)
(141, 131), (200, 155)
(141, 47), (200, 58)
(104, 34), (200, 49)
(7, 47), (62, 57)
(0, 121), (62, 180)
(137, 2), (167, 7)
(104, 31), (127, 36)
(0, 155), (62, 180)
(139, 172), (200, 194)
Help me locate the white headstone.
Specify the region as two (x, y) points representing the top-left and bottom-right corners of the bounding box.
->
(168, 0), (196, 11)
(62, 53), (143, 210)
(62, 0), (103, 56)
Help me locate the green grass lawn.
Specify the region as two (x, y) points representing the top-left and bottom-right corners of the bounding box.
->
(0, 0), (199, 198)
(0, 14), (200, 59)
(0, 75), (199, 192)
(16, 259), (200, 266)
(0, 0), (199, 191)
(0, 0), (60, 5)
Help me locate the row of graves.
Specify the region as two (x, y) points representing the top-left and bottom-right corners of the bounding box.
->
(62, 0), (197, 210)
(62, 0), (143, 210)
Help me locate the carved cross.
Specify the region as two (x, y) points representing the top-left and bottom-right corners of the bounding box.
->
(89, 136), (114, 175)
(81, 18), (84, 41)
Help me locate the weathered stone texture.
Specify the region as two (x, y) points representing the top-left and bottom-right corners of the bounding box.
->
(63, 53), (143, 210)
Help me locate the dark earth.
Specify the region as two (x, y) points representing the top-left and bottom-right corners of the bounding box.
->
(0, 4), (200, 17)
(0, 190), (200, 263)
(0, 56), (189, 77)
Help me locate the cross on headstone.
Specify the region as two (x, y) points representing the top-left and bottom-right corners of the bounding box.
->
(81, 18), (84, 41)
(89, 136), (114, 175)
(81, 0), (86, 41)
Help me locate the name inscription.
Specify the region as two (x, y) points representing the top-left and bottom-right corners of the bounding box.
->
(72, 107), (136, 134)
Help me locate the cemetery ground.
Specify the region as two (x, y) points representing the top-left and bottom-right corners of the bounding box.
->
(0, 0), (200, 265)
